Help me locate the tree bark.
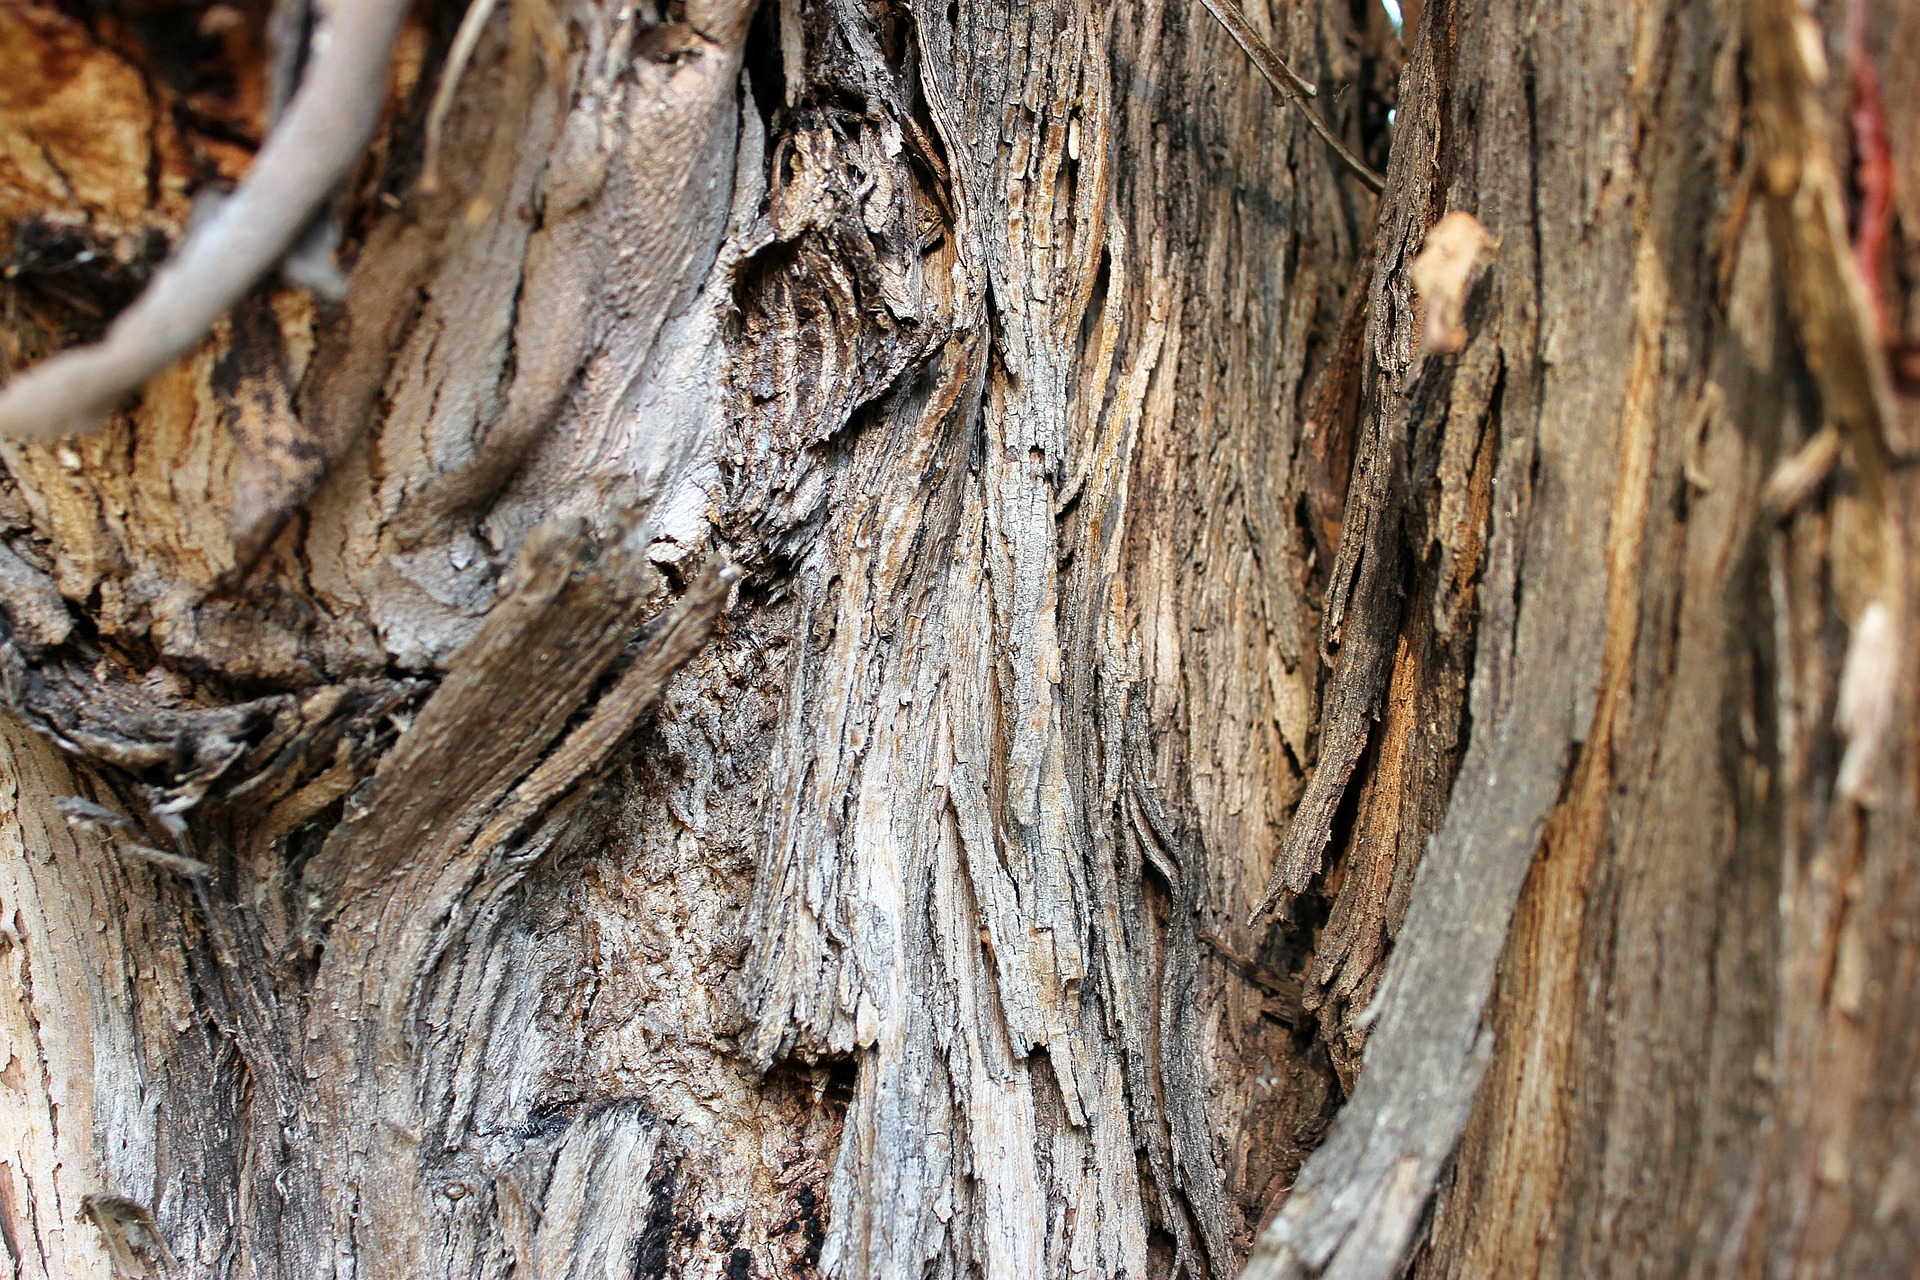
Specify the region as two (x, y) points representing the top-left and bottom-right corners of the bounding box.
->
(0, 1), (1916, 1279)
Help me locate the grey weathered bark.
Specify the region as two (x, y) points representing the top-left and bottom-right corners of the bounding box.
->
(0, 0), (1370, 1273)
(1, 0), (1917, 1278)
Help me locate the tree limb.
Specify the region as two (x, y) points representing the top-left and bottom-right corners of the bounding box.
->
(1197, 0), (1386, 194)
(0, 0), (408, 440)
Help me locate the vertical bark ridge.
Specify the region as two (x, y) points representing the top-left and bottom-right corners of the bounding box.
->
(1246, 0), (1657, 1273)
(1256, 0), (1920, 1277)
(733, 2), (1375, 1274)
(0, 0), (1379, 1273)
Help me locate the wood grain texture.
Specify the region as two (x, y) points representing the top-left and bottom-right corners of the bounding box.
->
(0, 0), (1381, 1274)
(1254, 0), (1920, 1276)
(7, 0), (1918, 1276)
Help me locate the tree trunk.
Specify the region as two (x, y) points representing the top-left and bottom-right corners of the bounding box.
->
(1, 0), (1916, 1277)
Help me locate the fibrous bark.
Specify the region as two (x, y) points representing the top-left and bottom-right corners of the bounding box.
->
(1250, 0), (1920, 1276)
(0, 0), (1380, 1274)
(6, 0), (1920, 1277)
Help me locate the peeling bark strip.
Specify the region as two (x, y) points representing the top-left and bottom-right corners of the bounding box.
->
(295, 524), (731, 1274)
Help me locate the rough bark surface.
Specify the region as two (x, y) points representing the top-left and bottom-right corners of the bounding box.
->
(4, 0), (1920, 1278)
(1250, 0), (1920, 1276)
(0, 0), (1380, 1275)
(1412, 1), (1920, 1274)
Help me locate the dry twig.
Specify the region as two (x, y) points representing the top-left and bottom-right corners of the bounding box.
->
(1196, 0), (1386, 194)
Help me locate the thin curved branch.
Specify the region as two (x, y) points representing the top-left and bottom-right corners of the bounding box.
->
(1197, 0), (1387, 194)
(0, 0), (409, 441)
(419, 0), (505, 192)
